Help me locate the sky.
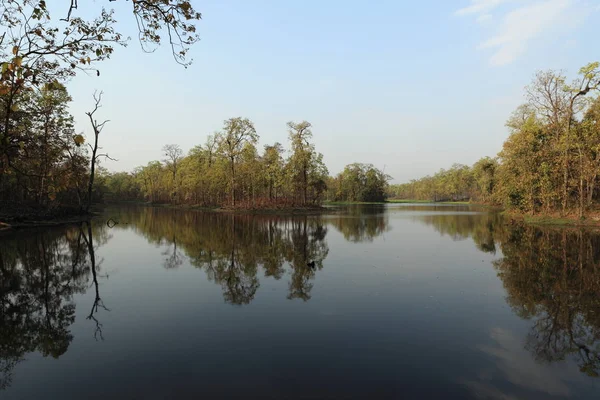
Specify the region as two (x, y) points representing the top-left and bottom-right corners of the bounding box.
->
(60, 0), (600, 183)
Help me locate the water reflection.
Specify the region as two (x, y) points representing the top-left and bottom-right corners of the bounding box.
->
(107, 207), (333, 303)
(417, 210), (600, 378)
(495, 226), (600, 378)
(326, 205), (390, 243)
(0, 222), (108, 389)
(1, 205), (599, 397)
(414, 211), (503, 253)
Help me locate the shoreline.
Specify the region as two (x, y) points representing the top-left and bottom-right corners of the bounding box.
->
(0, 213), (94, 231)
(324, 199), (489, 206)
(502, 212), (600, 228)
(4, 201), (600, 230)
(108, 201), (335, 216)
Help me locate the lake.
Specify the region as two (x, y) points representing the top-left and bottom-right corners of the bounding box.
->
(1, 204), (599, 399)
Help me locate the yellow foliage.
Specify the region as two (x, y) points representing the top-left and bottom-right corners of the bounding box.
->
(73, 134), (85, 146)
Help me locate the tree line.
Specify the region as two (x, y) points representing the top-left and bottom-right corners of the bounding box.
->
(389, 62), (600, 217)
(0, 0), (202, 216)
(102, 120), (330, 208)
(0, 0), (390, 215)
(101, 128), (392, 208)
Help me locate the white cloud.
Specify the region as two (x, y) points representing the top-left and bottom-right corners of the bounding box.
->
(476, 13), (493, 23)
(455, 0), (511, 16)
(455, 0), (590, 66)
(478, 328), (572, 396)
(461, 327), (588, 399)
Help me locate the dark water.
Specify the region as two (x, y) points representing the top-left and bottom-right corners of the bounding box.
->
(1, 204), (599, 399)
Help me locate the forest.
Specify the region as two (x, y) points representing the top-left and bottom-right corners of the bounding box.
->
(100, 120), (333, 208)
(2, 1), (600, 219)
(0, 0), (389, 217)
(0, 0), (205, 220)
(389, 63), (600, 218)
(99, 136), (391, 208)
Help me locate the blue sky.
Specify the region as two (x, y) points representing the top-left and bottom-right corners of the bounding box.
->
(64, 0), (600, 183)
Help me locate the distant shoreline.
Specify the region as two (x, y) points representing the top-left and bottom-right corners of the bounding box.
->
(324, 199), (473, 205)
(3, 201), (600, 230)
(106, 201), (334, 216)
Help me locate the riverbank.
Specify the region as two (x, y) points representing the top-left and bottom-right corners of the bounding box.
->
(6, 201), (600, 229)
(0, 203), (94, 230)
(324, 199), (475, 205)
(503, 211), (600, 227)
(386, 199), (472, 205)
(118, 201), (333, 216)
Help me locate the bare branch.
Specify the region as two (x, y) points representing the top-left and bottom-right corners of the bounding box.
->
(95, 153), (118, 162)
(60, 0), (78, 22)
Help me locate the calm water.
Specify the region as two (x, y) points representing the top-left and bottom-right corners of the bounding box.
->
(1, 204), (599, 399)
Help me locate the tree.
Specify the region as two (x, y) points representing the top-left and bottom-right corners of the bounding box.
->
(388, 61), (600, 218)
(4, 82), (86, 206)
(0, 0), (202, 211)
(162, 144), (183, 200)
(331, 163), (390, 202)
(84, 92), (114, 212)
(217, 117), (258, 207)
(579, 97), (600, 209)
(525, 64), (600, 215)
(263, 142), (284, 200)
(287, 121), (320, 205)
(472, 157), (498, 203)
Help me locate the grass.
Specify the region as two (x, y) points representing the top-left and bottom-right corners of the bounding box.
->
(386, 199), (475, 205)
(324, 199), (475, 205)
(501, 211), (600, 227)
(392, 200), (472, 205)
(324, 201), (387, 205)
(384, 199), (433, 204)
(524, 216), (578, 226)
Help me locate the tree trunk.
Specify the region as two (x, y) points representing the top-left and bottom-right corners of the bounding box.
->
(579, 148), (584, 218)
(230, 157), (235, 207)
(303, 166), (307, 206)
(86, 128), (99, 212)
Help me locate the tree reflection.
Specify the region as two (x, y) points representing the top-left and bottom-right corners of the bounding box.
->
(420, 212), (600, 378)
(0, 222), (109, 389)
(494, 226), (600, 377)
(285, 217), (329, 301)
(414, 211), (504, 254)
(107, 207), (337, 304)
(82, 222), (110, 340)
(327, 205), (390, 243)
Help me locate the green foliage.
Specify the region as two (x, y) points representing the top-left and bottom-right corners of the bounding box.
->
(391, 62), (600, 217)
(104, 120), (330, 208)
(0, 84), (88, 207)
(286, 121), (328, 205)
(328, 163), (390, 202)
(388, 163), (477, 202)
(0, 0), (202, 211)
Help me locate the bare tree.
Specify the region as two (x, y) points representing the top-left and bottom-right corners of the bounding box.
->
(85, 91), (115, 212)
(81, 221), (110, 340)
